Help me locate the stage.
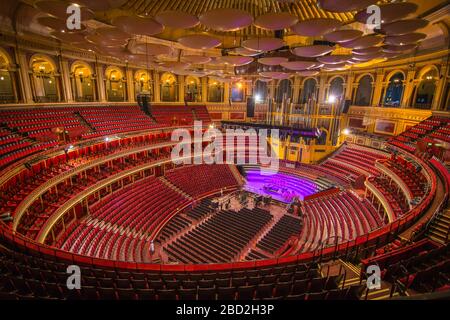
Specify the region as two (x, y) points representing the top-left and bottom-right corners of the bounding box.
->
(241, 167), (319, 203)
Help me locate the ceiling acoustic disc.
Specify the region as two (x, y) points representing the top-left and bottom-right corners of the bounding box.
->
(354, 2), (418, 25)
(178, 34), (222, 50)
(324, 29), (363, 43)
(159, 61), (191, 71)
(291, 45), (335, 58)
(242, 37), (285, 51)
(35, 1), (94, 21)
(340, 35), (384, 49)
(95, 27), (130, 41)
(280, 61), (317, 71)
(232, 47), (261, 56)
(254, 12), (298, 30)
(155, 11), (200, 29)
(258, 57), (289, 66)
(181, 55), (212, 64)
(290, 18), (341, 37)
(317, 0), (378, 13)
(133, 43), (173, 56)
(38, 16), (86, 32)
(384, 33), (427, 46)
(352, 47), (382, 55)
(112, 16), (164, 36)
(85, 33), (128, 47)
(218, 56), (254, 66)
(380, 19), (429, 36)
(199, 8), (253, 31)
(74, 0), (127, 12)
(51, 31), (87, 43)
(259, 71), (291, 79)
(382, 44), (417, 53)
(317, 55), (352, 64)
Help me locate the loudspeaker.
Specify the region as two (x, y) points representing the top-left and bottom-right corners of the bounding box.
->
(246, 97), (255, 118)
(274, 30), (284, 39)
(342, 99), (352, 114)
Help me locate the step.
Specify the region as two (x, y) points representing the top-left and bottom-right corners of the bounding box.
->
(430, 225), (448, 235)
(428, 234), (446, 244)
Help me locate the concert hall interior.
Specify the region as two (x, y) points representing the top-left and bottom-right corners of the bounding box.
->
(0, 0), (449, 301)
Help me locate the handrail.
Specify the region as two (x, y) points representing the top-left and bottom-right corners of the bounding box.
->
(424, 157), (449, 231)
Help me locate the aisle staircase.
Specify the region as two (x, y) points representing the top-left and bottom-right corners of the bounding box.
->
(74, 111), (96, 132)
(427, 208), (450, 244)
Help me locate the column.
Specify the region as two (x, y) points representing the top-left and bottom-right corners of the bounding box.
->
(345, 72), (354, 101)
(95, 61), (106, 102)
(153, 71), (160, 102)
(223, 82), (230, 103)
(317, 74), (327, 103)
(60, 58), (73, 102)
(16, 51), (33, 103)
(126, 67), (135, 102)
(201, 77), (208, 103)
(401, 69), (416, 107)
(432, 63), (448, 110)
(371, 70), (385, 107)
(292, 76), (301, 104)
(178, 75), (185, 103)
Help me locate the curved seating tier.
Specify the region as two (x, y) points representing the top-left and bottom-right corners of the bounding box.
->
(165, 164), (239, 197)
(60, 176), (191, 260)
(299, 191), (384, 253)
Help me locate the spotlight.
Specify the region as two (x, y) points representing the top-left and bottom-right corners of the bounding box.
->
(342, 128), (351, 135)
(105, 137), (110, 142)
(254, 94), (261, 102)
(327, 95), (336, 104)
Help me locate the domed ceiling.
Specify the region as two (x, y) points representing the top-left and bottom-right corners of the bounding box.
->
(1, 0), (447, 81)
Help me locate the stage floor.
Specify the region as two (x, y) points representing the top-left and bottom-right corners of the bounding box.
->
(241, 167), (319, 203)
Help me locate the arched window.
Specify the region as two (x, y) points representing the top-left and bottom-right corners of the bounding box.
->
(71, 62), (96, 102)
(414, 69), (438, 109)
(134, 70), (152, 98)
(207, 78), (224, 102)
(160, 72), (177, 102)
(185, 76), (201, 102)
(384, 72), (404, 107)
(105, 68), (126, 102)
(254, 80), (268, 102)
(299, 78), (317, 104)
(276, 79), (292, 103)
(30, 55), (61, 102)
(354, 75), (373, 106)
(231, 82), (244, 102)
(328, 77), (344, 102)
(0, 50), (19, 103)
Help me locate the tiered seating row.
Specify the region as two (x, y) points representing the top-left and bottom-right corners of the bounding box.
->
(165, 164), (238, 198)
(79, 106), (160, 139)
(299, 191), (384, 253)
(257, 215), (302, 254)
(151, 105), (210, 125)
(1, 249), (365, 300)
(61, 223), (147, 262)
(165, 208), (272, 264)
(390, 116), (450, 150)
(88, 176), (190, 235)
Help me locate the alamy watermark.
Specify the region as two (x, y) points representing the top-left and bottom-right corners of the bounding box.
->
(66, 4), (82, 31)
(366, 265), (381, 290)
(171, 121), (279, 174)
(66, 265), (81, 290)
